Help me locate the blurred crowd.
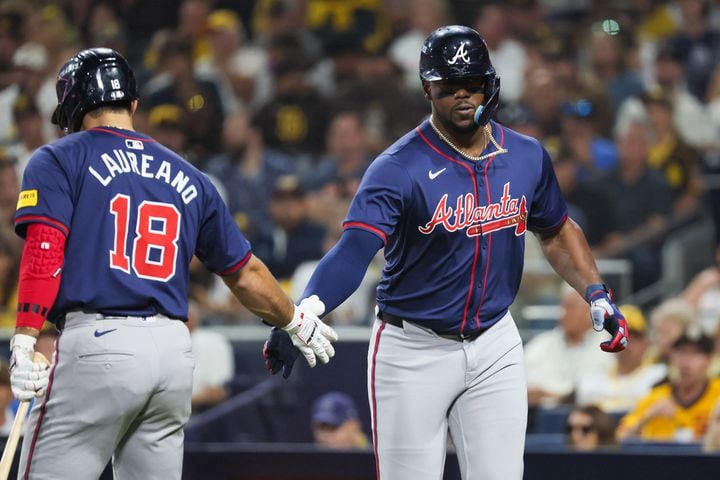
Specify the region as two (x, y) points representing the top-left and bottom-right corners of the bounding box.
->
(2, 0), (720, 450)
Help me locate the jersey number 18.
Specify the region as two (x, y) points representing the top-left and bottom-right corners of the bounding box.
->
(109, 194), (180, 281)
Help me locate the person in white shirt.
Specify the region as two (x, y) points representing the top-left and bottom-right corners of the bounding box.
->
(525, 285), (616, 406)
(187, 302), (235, 411)
(576, 304), (667, 412)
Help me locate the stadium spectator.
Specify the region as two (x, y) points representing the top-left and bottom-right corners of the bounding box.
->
(253, 34), (330, 157)
(198, 8), (271, 110)
(682, 244), (720, 335)
(560, 97), (618, 181)
(311, 391), (370, 450)
(647, 298), (696, 364)
(7, 91), (48, 176)
(641, 87), (703, 214)
(667, 0), (720, 103)
(305, 110), (374, 229)
(566, 405), (617, 451)
(257, 175), (326, 281)
(525, 286), (616, 406)
(0, 9), (23, 143)
(291, 227), (378, 325)
(618, 41), (715, 151)
(0, 233), (19, 330)
(552, 147), (615, 247)
(187, 301), (235, 412)
(703, 398), (720, 452)
(592, 120), (674, 290)
(205, 109), (296, 244)
(576, 305), (668, 412)
(617, 329), (720, 442)
(388, 0), (447, 91)
(11, 41), (56, 141)
(474, 3), (528, 103)
(587, 27), (644, 111)
(143, 35), (224, 159)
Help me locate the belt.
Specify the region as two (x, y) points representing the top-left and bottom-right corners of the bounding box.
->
(55, 311), (176, 331)
(379, 311), (486, 342)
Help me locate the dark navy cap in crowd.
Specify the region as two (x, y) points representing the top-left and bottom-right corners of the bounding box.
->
(311, 392), (359, 428)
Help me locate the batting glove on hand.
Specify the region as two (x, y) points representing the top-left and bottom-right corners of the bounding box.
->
(263, 327), (299, 379)
(585, 284), (629, 353)
(10, 334), (50, 401)
(282, 295), (339, 368)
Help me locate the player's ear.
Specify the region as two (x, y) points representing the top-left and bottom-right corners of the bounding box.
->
(422, 81), (431, 101)
(129, 99), (139, 115)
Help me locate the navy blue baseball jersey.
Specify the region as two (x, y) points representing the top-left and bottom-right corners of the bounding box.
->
(344, 119), (568, 335)
(14, 127), (250, 322)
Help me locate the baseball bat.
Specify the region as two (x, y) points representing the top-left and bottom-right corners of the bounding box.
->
(0, 352), (50, 480)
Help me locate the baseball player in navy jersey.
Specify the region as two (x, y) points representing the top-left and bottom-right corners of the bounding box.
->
(264, 25), (628, 479)
(8, 48), (338, 480)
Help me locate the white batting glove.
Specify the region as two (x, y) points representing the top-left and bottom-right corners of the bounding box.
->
(10, 334), (50, 401)
(282, 295), (339, 368)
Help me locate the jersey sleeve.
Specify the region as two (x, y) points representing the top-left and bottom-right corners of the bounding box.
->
(195, 183), (252, 275)
(14, 146), (74, 238)
(527, 147), (569, 233)
(343, 154), (412, 244)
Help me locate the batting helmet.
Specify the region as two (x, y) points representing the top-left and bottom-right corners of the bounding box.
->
(51, 48), (138, 133)
(419, 25), (500, 126)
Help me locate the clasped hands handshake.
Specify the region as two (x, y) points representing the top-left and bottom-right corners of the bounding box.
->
(263, 295), (338, 378)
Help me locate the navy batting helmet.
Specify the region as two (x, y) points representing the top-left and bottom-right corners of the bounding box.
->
(52, 48), (138, 133)
(419, 26), (500, 126)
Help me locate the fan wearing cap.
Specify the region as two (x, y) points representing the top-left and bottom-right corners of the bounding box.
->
(311, 392), (369, 449)
(617, 328), (720, 442)
(576, 305), (668, 412)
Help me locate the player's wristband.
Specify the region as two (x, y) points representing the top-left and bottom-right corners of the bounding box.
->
(584, 283), (609, 303)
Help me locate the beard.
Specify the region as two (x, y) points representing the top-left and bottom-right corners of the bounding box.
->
(436, 111), (480, 136)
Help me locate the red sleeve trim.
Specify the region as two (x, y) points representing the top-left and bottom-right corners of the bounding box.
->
(530, 212), (569, 234)
(15, 215), (70, 237)
(343, 222), (388, 245)
(217, 251), (252, 276)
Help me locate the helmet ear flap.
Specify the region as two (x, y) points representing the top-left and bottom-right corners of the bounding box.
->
(474, 76), (500, 126)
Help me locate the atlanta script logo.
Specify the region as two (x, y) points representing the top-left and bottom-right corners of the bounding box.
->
(418, 182), (527, 237)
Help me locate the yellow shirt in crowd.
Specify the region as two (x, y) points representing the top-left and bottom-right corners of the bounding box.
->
(618, 379), (720, 442)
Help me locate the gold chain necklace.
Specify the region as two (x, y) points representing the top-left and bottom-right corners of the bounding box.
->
(429, 115), (507, 162)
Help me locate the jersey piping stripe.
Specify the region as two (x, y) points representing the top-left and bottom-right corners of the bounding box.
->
(217, 251), (252, 276)
(369, 321), (386, 480)
(473, 125), (506, 328)
(343, 221), (388, 245)
(89, 127), (158, 142)
(531, 212), (569, 233)
(15, 215), (70, 237)
(24, 333), (62, 479)
(416, 126), (478, 335)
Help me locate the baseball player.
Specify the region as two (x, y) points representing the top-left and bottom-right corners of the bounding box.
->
(264, 26), (628, 479)
(9, 48), (338, 480)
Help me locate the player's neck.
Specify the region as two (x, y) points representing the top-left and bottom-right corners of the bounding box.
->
(430, 115), (490, 158)
(83, 113), (135, 132)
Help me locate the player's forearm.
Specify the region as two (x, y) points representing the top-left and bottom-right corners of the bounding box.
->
(222, 255), (294, 328)
(537, 218), (603, 295)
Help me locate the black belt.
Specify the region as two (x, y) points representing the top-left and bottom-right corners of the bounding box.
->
(379, 311), (486, 342)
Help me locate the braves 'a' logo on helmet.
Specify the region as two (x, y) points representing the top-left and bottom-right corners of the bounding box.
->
(447, 43), (470, 65)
